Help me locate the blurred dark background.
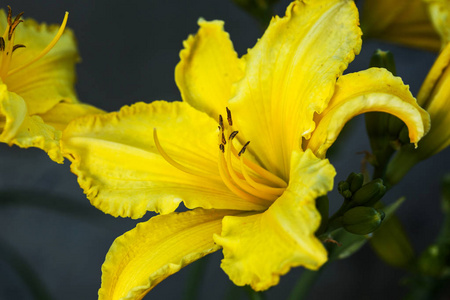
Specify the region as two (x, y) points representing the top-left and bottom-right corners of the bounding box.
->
(0, 1), (448, 299)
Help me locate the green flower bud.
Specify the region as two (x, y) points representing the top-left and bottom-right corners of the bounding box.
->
(338, 180), (352, 199)
(369, 49), (397, 75)
(343, 207), (385, 235)
(351, 178), (386, 206)
(346, 172), (364, 193)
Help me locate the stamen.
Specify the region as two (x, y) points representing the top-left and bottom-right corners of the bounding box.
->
(7, 12), (69, 77)
(153, 128), (217, 179)
(12, 44), (25, 52)
(219, 143), (225, 153)
(218, 151), (265, 205)
(6, 6), (12, 29)
(0, 38), (4, 51)
(219, 115), (224, 129)
(226, 107), (233, 126)
(229, 130), (238, 140)
(235, 142), (288, 188)
(8, 13), (24, 40)
(221, 132), (226, 145)
(239, 156), (285, 196)
(224, 140), (277, 201)
(238, 141), (250, 156)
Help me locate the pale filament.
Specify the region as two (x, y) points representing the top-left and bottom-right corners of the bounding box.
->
(224, 135), (277, 201)
(217, 108), (287, 203)
(218, 153), (265, 205)
(230, 143), (288, 188)
(153, 128), (220, 179)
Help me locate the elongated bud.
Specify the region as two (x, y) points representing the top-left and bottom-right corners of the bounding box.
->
(346, 172), (364, 193)
(343, 207), (385, 235)
(338, 181), (352, 199)
(369, 49), (397, 75)
(351, 178), (387, 206)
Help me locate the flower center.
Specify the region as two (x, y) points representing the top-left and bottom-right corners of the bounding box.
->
(153, 108), (287, 206)
(216, 108), (287, 204)
(0, 6), (68, 80)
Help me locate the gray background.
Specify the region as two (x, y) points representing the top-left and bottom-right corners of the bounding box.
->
(0, 1), (448, 299)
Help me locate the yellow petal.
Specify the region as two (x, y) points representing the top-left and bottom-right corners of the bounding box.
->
(0, 83), (62, 163)
(37, 102), (104, 131)
(214, 150), (334, 291)
(175, 19), (244, 119)
(228, 0), (361, 178)
(99, 208), (238, 300)
(361, 0), (440, 52)
(417, 42), (450, 108)
(62, 101), (266, 219)
(306, 68), (430, 158)
(0, 9), (80, 115)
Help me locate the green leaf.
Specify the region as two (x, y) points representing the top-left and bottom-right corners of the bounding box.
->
(370, 197), (415, 268)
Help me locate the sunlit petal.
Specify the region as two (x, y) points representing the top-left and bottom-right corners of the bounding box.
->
(306, 68), (430, 158)
(214, 150), (334, 291)
(0, 83), (62, 162)
(176, 19), (244, 119)
(228, 0), (361, 178)
(37, 102), (104, 131)
(99, 208), (239, 300)
(62, 101), (266, 219)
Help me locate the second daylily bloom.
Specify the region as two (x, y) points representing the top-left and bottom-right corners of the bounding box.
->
(62, 0), (429, 298)
(361, 0), (443, 51)
(0, 7), (102, 163)
(386, 41), (450, 185)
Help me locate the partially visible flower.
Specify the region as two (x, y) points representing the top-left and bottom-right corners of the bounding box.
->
(360, 0), (442, 51)
(0, 7), (102, 163)
(386, 41), (450, 185)
(426, 0), (450, 46)
(62, 0), (429, 298)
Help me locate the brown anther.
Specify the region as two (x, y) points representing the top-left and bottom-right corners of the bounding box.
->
(219, 115), (224, 129)
(0, 38), (5, 51)
(219, 143), (225, 153)
(9, 18), (23, 41)
(12, 44), (25, 52)
(221, 132), (227, 145)
(7, 6), (12, 26)
(229, 131), (238, 140)
(6, 7), (24, 41)
(226, 107), (233, 126)
(238, 141), (250, 156)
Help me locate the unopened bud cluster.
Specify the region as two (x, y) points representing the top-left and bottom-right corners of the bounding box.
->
(336, 172), (387, 235)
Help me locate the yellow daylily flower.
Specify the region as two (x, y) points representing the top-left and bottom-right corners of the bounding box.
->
(386, 41), (450, 185)
(0, 7), (103, 163)
(360, 0), (442, 51)
(62, 0), (429, 297)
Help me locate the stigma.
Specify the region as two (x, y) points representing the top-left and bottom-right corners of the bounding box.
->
(0, 6), (69, 79)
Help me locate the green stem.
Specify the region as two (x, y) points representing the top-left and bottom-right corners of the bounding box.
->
(0, 238), (54, 300)
(245, 286), (266, 300)
(184, 256), (209, 300)
(288, 267), (324, 300)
